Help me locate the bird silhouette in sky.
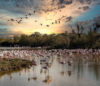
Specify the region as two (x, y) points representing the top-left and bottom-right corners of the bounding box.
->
(7, 7), (73, 27)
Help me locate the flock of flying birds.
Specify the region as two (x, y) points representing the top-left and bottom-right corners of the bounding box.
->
(7, 9), (73, 28)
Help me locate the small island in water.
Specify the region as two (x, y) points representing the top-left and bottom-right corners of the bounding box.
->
(0, 58), (34, 72)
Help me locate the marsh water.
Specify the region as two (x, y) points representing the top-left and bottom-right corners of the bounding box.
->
(0, 54), (100, 86)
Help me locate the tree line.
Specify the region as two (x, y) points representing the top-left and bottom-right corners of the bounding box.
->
(0, 19), (100, 49)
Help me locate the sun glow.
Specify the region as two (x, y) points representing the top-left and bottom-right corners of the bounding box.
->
(5, 0), (93, 35)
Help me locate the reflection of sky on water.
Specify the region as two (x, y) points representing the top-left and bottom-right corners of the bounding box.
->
(0, 55), (100, 86)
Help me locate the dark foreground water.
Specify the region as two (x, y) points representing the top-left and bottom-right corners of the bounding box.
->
(0, 56), (100, 86)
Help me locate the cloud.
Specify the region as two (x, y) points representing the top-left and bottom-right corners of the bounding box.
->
(0, 28), (11, 37)
(0, 0), (99, 36)
(0, 28), (22, 37)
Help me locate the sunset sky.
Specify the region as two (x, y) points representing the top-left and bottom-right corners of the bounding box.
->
(0, 0), (100, 36)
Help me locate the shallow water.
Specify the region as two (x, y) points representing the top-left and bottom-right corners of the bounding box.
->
(0, 55), (100, 86)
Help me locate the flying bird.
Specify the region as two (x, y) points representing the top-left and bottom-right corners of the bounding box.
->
(46, 25), (50, 27)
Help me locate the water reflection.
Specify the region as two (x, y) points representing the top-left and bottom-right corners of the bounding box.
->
(0, 54), (100, 86)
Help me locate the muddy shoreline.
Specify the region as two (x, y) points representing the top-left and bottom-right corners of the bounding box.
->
(0, 58), (33, 72)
